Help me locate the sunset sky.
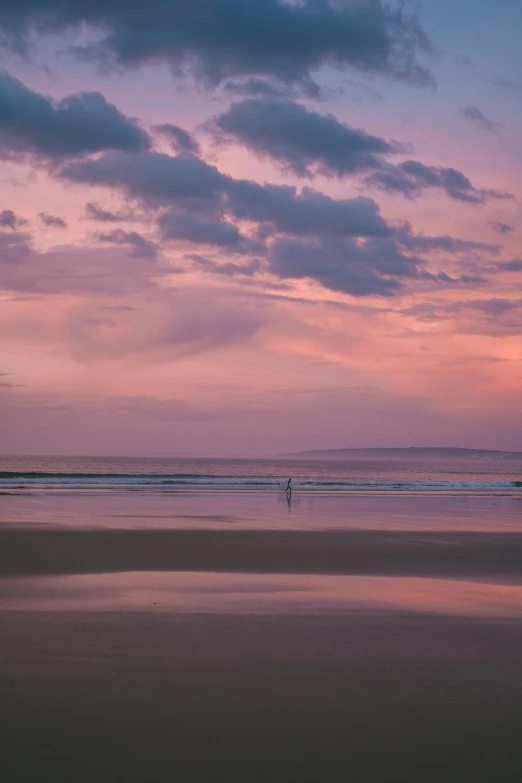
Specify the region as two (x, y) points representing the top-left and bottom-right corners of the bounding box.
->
(1, 0), (521, 456)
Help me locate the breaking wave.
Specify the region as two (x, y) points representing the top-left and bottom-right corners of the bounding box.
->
(1, 471), (521, 495)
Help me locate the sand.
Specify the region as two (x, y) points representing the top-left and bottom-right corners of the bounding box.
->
(2, 527), (522, 580)
(2, 608), (522, 782)
(2, 493), (522, 782)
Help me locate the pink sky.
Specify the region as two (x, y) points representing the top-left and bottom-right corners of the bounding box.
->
(0, 1), (521, 456)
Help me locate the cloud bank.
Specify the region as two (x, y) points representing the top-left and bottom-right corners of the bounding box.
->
(0, 0), (433, 90)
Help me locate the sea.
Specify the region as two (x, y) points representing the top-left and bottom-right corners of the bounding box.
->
(1, 453), (522, 495)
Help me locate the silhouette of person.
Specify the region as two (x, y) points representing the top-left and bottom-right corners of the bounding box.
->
(286, 478), (292, 497)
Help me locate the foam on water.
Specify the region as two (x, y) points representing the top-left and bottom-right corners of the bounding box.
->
(1, 454), (522, 495)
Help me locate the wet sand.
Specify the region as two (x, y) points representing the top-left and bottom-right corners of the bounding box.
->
(2, 608), (522, 782)
(2, 527), (522, 580)
(2, 493), (522, 781)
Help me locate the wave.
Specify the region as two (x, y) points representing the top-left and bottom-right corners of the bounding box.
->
(1, 471), (521, 494)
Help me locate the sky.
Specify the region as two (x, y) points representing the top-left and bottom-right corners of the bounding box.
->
(0, 0), (521, 457)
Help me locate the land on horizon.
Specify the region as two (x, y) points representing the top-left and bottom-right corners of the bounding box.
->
(280, 447), (522, 460)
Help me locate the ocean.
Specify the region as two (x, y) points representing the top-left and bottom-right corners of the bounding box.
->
(2, 453), (522, 494)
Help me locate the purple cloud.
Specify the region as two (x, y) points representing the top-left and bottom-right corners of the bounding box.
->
(38, 212), (67, 228)
(212, 97), (404, 177)
(0, 70), (150, 161)
(0, 1), (434, 90)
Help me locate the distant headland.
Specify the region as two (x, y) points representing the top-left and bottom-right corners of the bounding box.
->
(280, 447), (522, 460)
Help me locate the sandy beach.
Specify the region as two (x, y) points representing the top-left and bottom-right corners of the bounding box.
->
(2, 608), (522, 782)
(2, 491), (522, 781)
(2, 527), (522, 580)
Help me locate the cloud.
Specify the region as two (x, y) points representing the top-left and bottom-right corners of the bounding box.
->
(61, 151), (225, 211)
(448, 298), (520, 317)
(152, 124), (201, 155)
(212, 97), (403, 177)
(95, 229), (158, 259)
(56, 146), (501, 298)
(84, 202), (132, 223)
(60, 150), (391, 239)
(0, 1), (434, 90)
(267, 236), (422, 296)
(0, 231), (165, 295)
(38, 212), (67, 228)
(63, 291), (266, 361)
(222, 78), (302, 100)
(225, 182), (391, 238)
(491, 75), (522, 94)
(0, 70), (150, 161)
(2, 287), (266, 364)
(498, 259), (522, 272)
(158, 209), (245, 247)
(0, 209), (26, 229)
(489, 221), (513, 234)
(187, 254), (262, 278)
(403, 298), (522, 335)
(365, 160), (512, 204)
(211, 98), (505, 206)
(0, 228), (32, 262)
(397, 231), (500, 255)
(462, 105), (503, 135)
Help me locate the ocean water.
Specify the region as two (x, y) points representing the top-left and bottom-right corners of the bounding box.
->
(1, 453), (522, 495)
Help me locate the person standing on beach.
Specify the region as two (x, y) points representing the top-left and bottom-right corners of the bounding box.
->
(286, 478), (292, 496)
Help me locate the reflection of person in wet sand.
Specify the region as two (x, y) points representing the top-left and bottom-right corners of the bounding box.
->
(286, 478), (292, 498)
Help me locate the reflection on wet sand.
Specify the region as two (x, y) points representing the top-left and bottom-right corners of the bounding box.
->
(3, 570), (522, 617)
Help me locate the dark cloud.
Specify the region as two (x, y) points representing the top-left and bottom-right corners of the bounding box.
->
(0, 1), (433, 90)
(158, 209), (244, 247)
(152, 124), (201, 155)
(61, 152), (225, 211)
(447, 298), (518, 317)
(225, 182), (390, 238)
(397, 231), (500, 255)
(268, 236), (421, 296)
(95, 229), (158, 258)
(38, 212), (67, 227)
(60, 151), (391, 239)
(84, 202), (131, 222)
(211, 98), (504, 206)
(489, 221), (513, 234)
(0, 208), (26, 229)
(438, 273), (487, 286)
(462, 105), (502, 135)
(54, 146), (502, 299)
(366, 160), (512, 204)
(498, 259), (522, 272)
(212, 97), (403, 177)
(0, 70), (150, 161)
